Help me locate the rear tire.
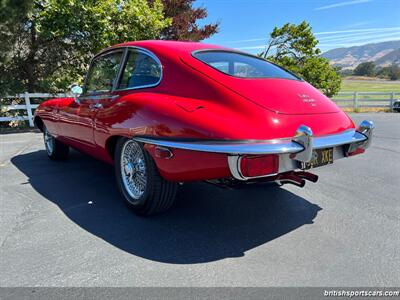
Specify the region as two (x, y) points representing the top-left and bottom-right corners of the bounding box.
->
(114, 138), (178, 216)
(43, 125), (69, 160)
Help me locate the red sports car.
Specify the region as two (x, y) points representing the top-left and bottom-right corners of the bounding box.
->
(34, 40), (374, 216)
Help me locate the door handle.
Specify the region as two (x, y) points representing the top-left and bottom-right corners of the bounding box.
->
(91, 103), (103, 109)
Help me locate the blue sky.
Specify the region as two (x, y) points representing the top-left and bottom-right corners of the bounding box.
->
(194, 0), (400, 54)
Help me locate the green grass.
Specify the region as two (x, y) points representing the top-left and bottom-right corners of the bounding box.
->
(340, 80), (400, 93)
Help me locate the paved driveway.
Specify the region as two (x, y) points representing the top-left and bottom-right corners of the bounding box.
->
(0, 113), (399, 286)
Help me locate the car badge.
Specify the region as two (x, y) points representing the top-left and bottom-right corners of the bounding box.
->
(298, 94), (316, 106)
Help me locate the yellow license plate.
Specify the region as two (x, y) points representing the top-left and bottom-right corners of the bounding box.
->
(303, 148), (334, 169)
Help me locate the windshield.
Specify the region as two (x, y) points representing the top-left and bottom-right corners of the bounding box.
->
(193, 50), (300, 80)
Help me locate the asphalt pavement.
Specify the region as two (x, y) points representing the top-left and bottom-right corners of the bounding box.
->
(0, 113), (399, 287)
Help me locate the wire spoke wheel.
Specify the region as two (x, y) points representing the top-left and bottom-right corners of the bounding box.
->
(120, 140), (147, 201)
(44, 127), (55, 155)
(115, 138), (178, 216)
(42, 125), (69, 161)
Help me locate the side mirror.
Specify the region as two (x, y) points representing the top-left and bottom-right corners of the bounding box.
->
(70, 84), (83, 104)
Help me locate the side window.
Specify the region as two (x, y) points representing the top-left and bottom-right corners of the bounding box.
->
(85, 51), (123, 95)
(118, 50), (161, 90)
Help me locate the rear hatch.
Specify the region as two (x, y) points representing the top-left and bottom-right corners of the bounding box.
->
(222, 78), (340, 115)
(181, 51), (340, 115)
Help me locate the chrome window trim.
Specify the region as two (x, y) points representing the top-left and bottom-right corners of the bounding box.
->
(78, 94), (120, 101)
(114, 46), (163, 91)
(113, 48), (129, 91)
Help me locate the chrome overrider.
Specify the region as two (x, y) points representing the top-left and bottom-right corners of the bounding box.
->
(132, 120), (374, 181)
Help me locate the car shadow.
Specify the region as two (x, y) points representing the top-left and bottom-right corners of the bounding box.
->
(11, 150), (322, 264)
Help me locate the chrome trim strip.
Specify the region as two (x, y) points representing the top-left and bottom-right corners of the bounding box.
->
(227, 155), (279, 181)
(113, 48), (129, 91)
(227, 156), (243, 180)
(133, 136), (304, 155)
(79, 94), (120, 101)
(313, 129), (367, 149)
(133, 120), (373, 181)
(132, 128), (367, 155)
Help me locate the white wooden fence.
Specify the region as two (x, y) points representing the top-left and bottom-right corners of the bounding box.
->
(1, 91), (399, 128)
(332, 92), (399, 109)
(0, 93), (66, 127)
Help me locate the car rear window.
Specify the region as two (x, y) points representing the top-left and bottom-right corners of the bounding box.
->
(193, 50), (300, 80)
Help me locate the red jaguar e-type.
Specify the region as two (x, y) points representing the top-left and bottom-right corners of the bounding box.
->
(34, 40), (374, 216)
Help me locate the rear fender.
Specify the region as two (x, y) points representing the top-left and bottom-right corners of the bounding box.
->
(145, 144), (230, 181)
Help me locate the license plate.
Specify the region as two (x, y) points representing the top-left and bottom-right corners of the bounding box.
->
(302, 148), (334, 169)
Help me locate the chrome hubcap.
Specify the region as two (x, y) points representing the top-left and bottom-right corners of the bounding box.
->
(121, 140), (147, 201)
(44, 127), (54, 155)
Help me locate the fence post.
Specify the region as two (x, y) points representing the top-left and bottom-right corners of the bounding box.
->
(24, 92), (34, 127)
(353, 92), (358, 110)
(390, 92), (395, 111)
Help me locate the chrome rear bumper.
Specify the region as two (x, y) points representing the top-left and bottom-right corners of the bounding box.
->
(133, 120), (374, 180)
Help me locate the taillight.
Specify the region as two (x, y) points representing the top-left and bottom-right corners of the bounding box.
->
(240, 155), (279, 178)
(347, 147), (365, 156)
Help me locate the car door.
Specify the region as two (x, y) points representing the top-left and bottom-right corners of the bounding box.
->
(57, 50), (124, 151)
(92, 48), (163, 148)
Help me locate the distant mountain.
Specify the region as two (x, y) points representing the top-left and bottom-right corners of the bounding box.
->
(374, 48), (400, 66)
(322, 40), (400, 70)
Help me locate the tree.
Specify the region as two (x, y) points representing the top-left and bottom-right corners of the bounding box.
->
(152, 0), (219, 41)
(387, 65), (400, 80)
(353, 61), (376, 77)
(0, 0), (170, 95)
(0, 0), (33, 94)
(260, 21), (320, 60)
(377, 64), (400, 80)
(258, 21), (341, 97)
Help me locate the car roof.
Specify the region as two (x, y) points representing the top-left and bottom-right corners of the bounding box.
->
(101, 40), (228, 57)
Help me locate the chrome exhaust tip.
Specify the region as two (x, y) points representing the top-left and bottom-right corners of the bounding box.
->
(296, 171), (319, 183)
(275, 173), (306, 188)
(275, 171), (319, 187)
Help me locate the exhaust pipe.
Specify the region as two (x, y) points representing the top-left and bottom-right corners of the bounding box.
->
(296, 171), (319, 183)
(275, 171), (318, 187)
(275, 173), (305, 187)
